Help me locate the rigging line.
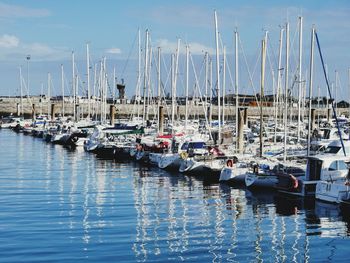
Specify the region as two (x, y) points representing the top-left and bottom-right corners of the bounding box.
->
(238, 35), (261, 108)
(190, 52), (212, 139)
(121, 29), (138, 77)
(315, 31), (346, 156)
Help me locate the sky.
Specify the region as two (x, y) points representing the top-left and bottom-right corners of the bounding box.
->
(0, 0), (350, 101)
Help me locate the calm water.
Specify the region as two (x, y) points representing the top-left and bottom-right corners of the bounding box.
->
(0, 130), (350, 262)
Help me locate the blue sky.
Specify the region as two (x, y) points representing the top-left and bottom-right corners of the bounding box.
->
(0, 0), (349, 101)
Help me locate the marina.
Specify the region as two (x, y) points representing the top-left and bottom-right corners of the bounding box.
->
(1, 1), (350, 262)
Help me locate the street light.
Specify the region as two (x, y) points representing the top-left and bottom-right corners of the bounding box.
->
(26, 55), (31, 96)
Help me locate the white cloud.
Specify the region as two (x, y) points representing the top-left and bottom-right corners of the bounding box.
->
(106, 48), (122, 54)
(0, 34), (19, 48)
(155, 39), (214, 55)
(0, 34), (68, 61)
(0, 2), (50, 18)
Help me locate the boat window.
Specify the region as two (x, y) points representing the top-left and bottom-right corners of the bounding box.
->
(324, 146), (341, 154)
(329, 161), (337, 171)
(337, 161), (348, 170)
(188, 142), (206, 149)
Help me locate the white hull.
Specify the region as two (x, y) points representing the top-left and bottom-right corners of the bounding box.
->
(219, 165), (249, 184)
(158, 153), (181, 170)
(149, 153), (162, 166)
(316, 181), (350, 204)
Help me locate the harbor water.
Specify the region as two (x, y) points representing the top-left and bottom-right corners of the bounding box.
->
(0, 129), (350, 262)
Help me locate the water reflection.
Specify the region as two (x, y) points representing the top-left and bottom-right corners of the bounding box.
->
(1, 130), (350, 263)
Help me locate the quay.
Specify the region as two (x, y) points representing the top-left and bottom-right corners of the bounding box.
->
(0, 96), (348, 119)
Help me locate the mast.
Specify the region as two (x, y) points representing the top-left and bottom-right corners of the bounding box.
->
(157, 47), (161, 133)
(61, 64), (65, 117)
(297, 16), (303, 142)
(260, 39), (267, 158)
(235, 29), (239, 150)
(47, 72), (51, 116)
(335, 70), (338, 113)
(137, 29), (141, 120)
(40, 82), (43, 115)
(307, 26), (315, 157)
(210, 58), (213, 124)
(222, 45), (226, 125)
(99, 60), (103, 123)
(142, 29), (149, 125)
(214, 10), (221, 143)
(113, 67), (116, 103)
(274, 27), (284, 143)
(19, 67), (23, 116)
(283, 23), (290, 162)
(86, 43), (91, 119)
(171, 54), (175, 132)
(185, 45), (189, 131)
(205, 52), (208, 112)
(348, 68), (350, 118)
(72, 51), (76, 121)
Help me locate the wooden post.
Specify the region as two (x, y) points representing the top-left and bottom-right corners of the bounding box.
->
(237, 108), (245, 154)
(243, 108), (248, 125)
(32, 104), (36, 120)
(51, 103), (55, 120)
(110, 105), (115, 126)
(311, 108), (316, 131)
(327, 108), (332, 121)
(75, 104), (80, 121)
(16, 103), (20, 116)
(158, 105), (164, 135)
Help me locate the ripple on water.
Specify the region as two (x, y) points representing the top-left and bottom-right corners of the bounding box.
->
(0, 130), (350, 262)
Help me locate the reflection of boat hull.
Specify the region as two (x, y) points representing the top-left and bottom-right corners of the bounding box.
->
(219, 166), (248, 185)
(158, 153), (181, 170)
(245, 172), (278, 189)
(95, 144), (131, 160)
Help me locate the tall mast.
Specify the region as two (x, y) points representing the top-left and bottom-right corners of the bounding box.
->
(86, 43), (91, 119)
(283, 23), (290, 162)
(205, 52), (208, 110)
(260, 39), (267, 158)
(235, 29), (239, 151)
(142, 29), (149, 125)
(61, 64), (65, 117)
(19, 67), (23, 116)
(171, 54), (175, 131)
(210, 59), (213, 124)
(275, 27), (284, 143)
(335, 70), (338, 113)
(72, 51), (76, 121)
(137, 29), (141, 119)
(214, 10), (221, 143)
(157, 47), (161, 133)
(348, 68), (350, 118)
(99, 60), (103, 123)
(185, 45), (189, 131)
(174, 39), (181, 99)
(297, 16), (303, 143)
(113, 67), (116, 103)
(307, 26), (315, 156)
(47, 72), (51, 116)
(222, 45), (226, 125)
(146, 47), (152, 120)
(40, 82), (43, 115)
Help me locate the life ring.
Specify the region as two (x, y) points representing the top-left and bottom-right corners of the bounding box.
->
(226, 159), (233, 167)
(290, 175), (299, 189)
(180, 152), (188, 159)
